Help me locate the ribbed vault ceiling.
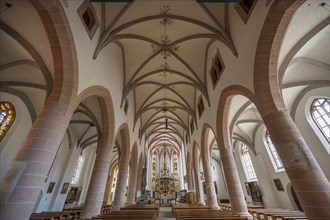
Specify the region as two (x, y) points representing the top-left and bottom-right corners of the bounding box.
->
(95, 1), (236, 152)
(1, 0), (328, 156)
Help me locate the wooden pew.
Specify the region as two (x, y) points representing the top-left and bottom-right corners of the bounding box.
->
(120, 204), (160, 217)
(219, 203), (231, 212)
(267, 211), (306, 220)
(91, 210), (157, 220)
(171, 203), (210, 215)
(249, 208), (288, 219)
(30, 211), (77, 220)
(62, 207), (83, 219)
(248, 208), (305, 220)
(174, 209), (248, 220)
(100, 205), (111, 214)
(283, 218), (307, 220)
(219, 203), (264, 213)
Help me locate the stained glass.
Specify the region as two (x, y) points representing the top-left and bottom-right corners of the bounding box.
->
(311, 98), (330, 142)
(265, 131), (284, 170)
(71, 156), (84, 184)
(241, 143), (257, 180)
(0, 102), (16, 141)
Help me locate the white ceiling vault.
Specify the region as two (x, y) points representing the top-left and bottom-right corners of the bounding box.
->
(94, 1), (237, 152)
(0, 0), (328, 158)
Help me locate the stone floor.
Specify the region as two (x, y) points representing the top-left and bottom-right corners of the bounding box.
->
(157, 207), (176, 220)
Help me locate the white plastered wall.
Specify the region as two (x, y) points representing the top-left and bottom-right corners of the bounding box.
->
(294, 87), (330, 180)
(62, 1), (140, 153)
(210, 157), (229, 201)
(190, 0), (271, 151)
(0, 93), (32, 181)
(35, 133), (73, 212)
(253, 126), (293, 209)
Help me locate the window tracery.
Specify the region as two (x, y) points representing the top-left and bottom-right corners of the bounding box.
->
(71, 156), (84, 184)
(0, 101), (16, 141)
(265, 131), (284, 171)
(311, 98), (330, 143)
(241, 143), (257, 181)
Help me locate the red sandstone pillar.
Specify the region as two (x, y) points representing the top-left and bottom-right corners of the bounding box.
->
(186, 161), (194, 191)
(0, 104), (72, 220)
(80, 138), (114, 219)
(186, 154), (194, 191)
(193, 163), (205, 205)
(263, 110), (330, 219)
(111, 143), (130, 210)
(201, 155), (220, 210)
(136, 154), (144, 196)
(104, 174), (113, 205)
(126, 147), (139, 205)
(220, 147), (252, 219)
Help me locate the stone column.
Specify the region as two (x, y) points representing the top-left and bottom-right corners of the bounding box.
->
(104, 174), (113, 205)
(201, 156), (219, 210)
(80, 138), (114, 219)
(111, 143), (130, 210)
(178, 154), (184, 190)
(126, 147), (139, 205)
(0, 105), (72, 220)
(220, 147), (252, 218)
(141, 168), (147, 198)
(136, 154), (144, 198)
(263, 110), (330, 219)
(193, 166), (205, 205)
(186, 163), (194, 191)
(186, 154), (194, 191)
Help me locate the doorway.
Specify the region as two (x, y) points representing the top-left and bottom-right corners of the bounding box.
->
(291, 186), (303, 211)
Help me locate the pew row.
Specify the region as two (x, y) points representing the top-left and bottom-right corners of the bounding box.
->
(249, 208), (306, 220)
(120, 204), (160, 217)
(174, 209), (249, 220)
(30, 211), (80, 220)
(171, 203), (211, 215)
(91, 210), (157, 220)
(219, 203), (264, 212)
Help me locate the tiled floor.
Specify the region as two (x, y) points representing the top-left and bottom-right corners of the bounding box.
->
(157, 207), (176, 220)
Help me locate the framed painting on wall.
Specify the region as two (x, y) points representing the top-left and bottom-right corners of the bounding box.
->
(61, 182), (70, 194)
(273, 179), (284, 191)
(47, 182), (55, 193)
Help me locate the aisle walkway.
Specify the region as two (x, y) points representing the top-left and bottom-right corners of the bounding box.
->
(157, 207), (176, 220)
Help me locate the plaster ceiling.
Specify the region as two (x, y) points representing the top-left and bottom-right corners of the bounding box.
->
(96, 1), (238, 153)
(0, 0), (328, 158)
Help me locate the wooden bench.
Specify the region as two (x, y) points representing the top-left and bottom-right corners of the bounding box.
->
(30, 211), (78, 220)
(171, 203), (210, 215)
(91, 210), (157, 220)
(62, 207), (82, 219)
(100, 205), (111, 214)
(282, 218), (307, 220)
(249, 208), (288, 219)
(248, 208), (305, 220)
(174, 209), (248, 220)
(219, 203), (264, 213)
(120, 204), (160, 217)
(267, 211), (306, 220)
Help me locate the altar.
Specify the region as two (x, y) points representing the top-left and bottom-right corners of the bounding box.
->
(152, 151), (179, 206)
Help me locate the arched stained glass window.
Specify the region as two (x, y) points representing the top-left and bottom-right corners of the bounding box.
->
(311, 98), (330, 143)
(265, 131), (284, 171)
(241, 143), (257, 181)
(71, 156), (84, 184)
(110, 165), (119, 202)
(0, 102), (16, 141)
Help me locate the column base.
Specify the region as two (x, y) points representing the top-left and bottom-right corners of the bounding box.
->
(125, 202), (136, 206)
(197, 201), (206, 206)
(239, 213), (253, 220)
(110, 206), (121, 211)
(210, 203), (220, 210)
